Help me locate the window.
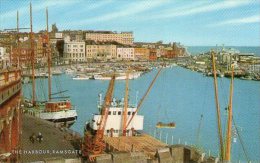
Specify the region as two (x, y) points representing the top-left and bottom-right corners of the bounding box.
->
(128, 111), (131, 115)
(113, 111), (116, 115)
(118, 111), (121, 115)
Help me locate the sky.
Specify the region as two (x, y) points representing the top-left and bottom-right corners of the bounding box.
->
(0, 0), (260, 46)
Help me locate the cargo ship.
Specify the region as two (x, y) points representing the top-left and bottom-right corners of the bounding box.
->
(81, 69), (219, 163)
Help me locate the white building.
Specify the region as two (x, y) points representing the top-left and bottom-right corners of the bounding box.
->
(63, 41), (85, 62)
(0, 47), (8, 61)
(117, 47), (135, 60)
(55, 32), (63, 39)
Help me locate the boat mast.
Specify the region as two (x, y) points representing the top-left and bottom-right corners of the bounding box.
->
(46, 7), (51, 101)
(211, 51), (224, 161)
(16, 11), (19, 67)
(122, 69), (129, 136)
(225, 64), (234, 161)
(30, 3), (36, 106)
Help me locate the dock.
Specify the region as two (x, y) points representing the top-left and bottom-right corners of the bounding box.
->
(20, 114), (82, 162)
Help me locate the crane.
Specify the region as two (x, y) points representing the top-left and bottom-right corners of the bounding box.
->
(82, 75), (116, 161)
(122, 69), (130, 136)
(225, 64), (234, 161)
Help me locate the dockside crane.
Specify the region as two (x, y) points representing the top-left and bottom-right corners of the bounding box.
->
(82, 75), (116, 161)
(122, 69), (130, 136)
(225, 64), (234, 162)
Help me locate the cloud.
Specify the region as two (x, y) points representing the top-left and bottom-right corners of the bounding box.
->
(147, 0), (256, 20)
(69, 0), (170, 26)
(1, 0), (79, 20)
(208, 15), (260, 27)
(87, 0), (114, 10)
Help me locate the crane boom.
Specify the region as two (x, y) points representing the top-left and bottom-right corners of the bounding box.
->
(122, 69), (130, 136)
(82, 75), (116, 160)
(125, 67), (162, 129)
(225, 64), (234, 161)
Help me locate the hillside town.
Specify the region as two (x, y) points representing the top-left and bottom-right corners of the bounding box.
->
(1, 23), (259, 81)
(0, 24), (188, 67)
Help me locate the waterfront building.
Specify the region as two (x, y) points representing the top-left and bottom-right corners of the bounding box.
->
(85, 31), (133, 45)
(117, 47), (135, 60)
(156, 48), (166, 58)
(134, 47), (150, 61)
(149, 48), (157, 61)
(0, 47), (7, 61)
(85, 42), (117, 61)
(63, 41), (86, 63)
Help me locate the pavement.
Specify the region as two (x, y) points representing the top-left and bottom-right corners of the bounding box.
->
(20, 114), (82, 162)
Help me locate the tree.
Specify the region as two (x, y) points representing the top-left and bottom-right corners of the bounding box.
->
(56, 40), (64, 57)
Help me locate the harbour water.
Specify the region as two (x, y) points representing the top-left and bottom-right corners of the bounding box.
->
(23, 66), (260, 162)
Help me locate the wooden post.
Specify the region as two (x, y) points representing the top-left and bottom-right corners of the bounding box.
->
(165, 133), (168, 144)
(30, 3), (36, 106)
(46, 7), (52, 101)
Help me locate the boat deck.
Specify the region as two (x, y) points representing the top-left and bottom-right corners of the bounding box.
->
(104, 134), (167, 158)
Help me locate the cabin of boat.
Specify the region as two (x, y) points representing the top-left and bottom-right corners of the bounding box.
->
(86, 97), (144, 137)
(45, 100), (72, 112)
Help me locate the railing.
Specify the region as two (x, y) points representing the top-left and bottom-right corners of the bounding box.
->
(0, 68), (21, 106)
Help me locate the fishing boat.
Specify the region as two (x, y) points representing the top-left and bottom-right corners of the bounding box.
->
(72, 74), (90, 80)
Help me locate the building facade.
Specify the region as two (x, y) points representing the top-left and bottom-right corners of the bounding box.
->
(117, 47), (135, 60)
(0, 47), (7, 60)
(85, 31), (133, 45)
(134, 48), (150, 61)
(63, 41), (85, 63)
(86, 43), (117, 61)
(149, 48), (157, 61)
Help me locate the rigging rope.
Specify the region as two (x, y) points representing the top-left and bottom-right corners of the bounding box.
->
(232, 116), (250, 162)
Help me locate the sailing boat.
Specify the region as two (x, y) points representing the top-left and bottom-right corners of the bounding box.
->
(23, 5), (77, 128)
(38, 8), (77, 127)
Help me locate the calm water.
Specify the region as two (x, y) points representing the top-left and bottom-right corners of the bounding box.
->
(187, 46), (260, 56)
(23, 67), (260, 162)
